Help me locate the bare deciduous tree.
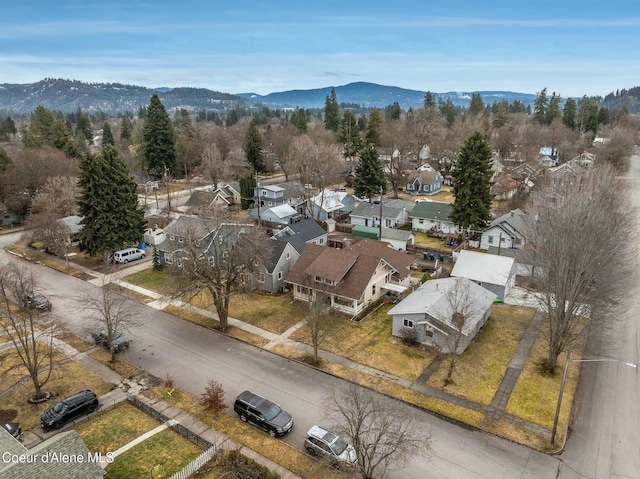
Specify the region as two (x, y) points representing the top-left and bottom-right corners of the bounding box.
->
(526, 163), (636, 372)
(300, 273), (333, 365)
(168, 212), (273, 332)
(0, 264), (55, 401)
(324, 383), (432, 479)
(80, 281), (141, 363)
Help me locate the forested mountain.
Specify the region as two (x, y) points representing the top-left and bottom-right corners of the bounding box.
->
(0, 78), (638, 114)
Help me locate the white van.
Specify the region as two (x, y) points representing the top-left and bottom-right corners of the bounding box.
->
(113, 247), (146, 264)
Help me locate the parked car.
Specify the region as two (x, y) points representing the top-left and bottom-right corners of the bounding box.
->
(22, 292), (52, 311)
(1, 422), (23, 441)
(40, 390), (99, 430)
(113, 247), (145, 264)
(91, 329), (130, 352)
(233, 390), (293, 437)
(304, 425), (357, 469)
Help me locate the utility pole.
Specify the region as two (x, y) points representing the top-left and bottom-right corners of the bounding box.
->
(379, 186), (383, 241)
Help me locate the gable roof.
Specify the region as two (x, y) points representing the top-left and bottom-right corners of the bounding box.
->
(485, 208), (527, 237)
(273, 218), (326, 253)
(266, 203), (298, 219)
(278, 180), (307, 199)
(451, 249), (515, 287)
(185, 190), (217, 207)
(57, 215), (83, 234)
(409, 201), (453, 221)
(263, 239), (289, 273)
(350, 199), (413, 219)
(311, 190), (351, 212)
(286, 240), (417, 300)
(164, 215), (218, 240)
(388, 276), (497, 335)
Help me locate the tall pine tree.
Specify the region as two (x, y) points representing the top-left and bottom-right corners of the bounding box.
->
(450, 132), (494, 230)
(243, 119), (265, 172)
(365, 109), (383, 147)
(102, 122), (114, 147)
(77, 145), (146, 259)
(323, 88), (340, 132)
(338, 110), (361, 159)
(143, 94), (177, 176)
(354, 144), (386, 202)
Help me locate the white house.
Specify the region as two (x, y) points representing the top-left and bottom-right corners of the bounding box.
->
(480, 209), (527, 251)
(389, 276), (497, 353)
(450, 249), (516, 300)
(409, 202), (457, 234)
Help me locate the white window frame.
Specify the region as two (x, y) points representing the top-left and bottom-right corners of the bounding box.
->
(164, 252), (173, 265)
(403, 318), (414, 328)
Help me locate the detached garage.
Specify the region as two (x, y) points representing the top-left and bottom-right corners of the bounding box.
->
(450, 249), (516, 301)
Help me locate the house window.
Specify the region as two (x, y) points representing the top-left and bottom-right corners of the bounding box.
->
(208, 256), (215, 267)
(403, 318), (414, 328)
(164, 252), (173, 265)
(372, 283), (376, 296)
(177, 236), (183, 243)
(488, 236), (494, 244)
(258, 273), (265, 283)
(262, 190), (267, 196)
(277, 271), (283, 280)
(419, 219), (424, 224)
(286, 252), (290, 260)
(315, 275), (322, 282)
(425, 323), (434, 337)
(319, 238), (324, 245)
(169, 235), (175, 241)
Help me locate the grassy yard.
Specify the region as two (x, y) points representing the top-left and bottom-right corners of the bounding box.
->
(411, 231), (456, 251)
(77, 402), (161, 453)
(124, 268), (176, 296)
(0, 361), (113, 431)
(105, 428), (202, 479)
(89, 348), (143, 378)
(426, 304), (537, 405)
(289, 303), (436, 380)
(506, 334), (583, 441)
(228, 292), (306, 334)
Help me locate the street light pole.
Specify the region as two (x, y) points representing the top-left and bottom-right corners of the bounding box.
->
(551, 350), (637, 446)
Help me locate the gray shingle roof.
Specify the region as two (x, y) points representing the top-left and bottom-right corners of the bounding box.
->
(409, 201), (453, 221)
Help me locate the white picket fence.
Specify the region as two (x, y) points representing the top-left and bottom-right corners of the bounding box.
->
(169, 446), (217, 479)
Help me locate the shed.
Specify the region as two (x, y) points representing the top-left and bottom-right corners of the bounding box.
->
(450, 249), (516, 300)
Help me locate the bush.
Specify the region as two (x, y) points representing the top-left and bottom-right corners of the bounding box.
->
(200, 380), (226, 419)
(420, 273), (431, 283)
(399, 326), (419, 346)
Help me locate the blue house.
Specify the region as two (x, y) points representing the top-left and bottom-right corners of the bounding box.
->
(405, 165), (442, 196)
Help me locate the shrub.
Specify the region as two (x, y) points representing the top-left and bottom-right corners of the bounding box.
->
(399, 326), (419, 346)
(200, 380), (226, 419)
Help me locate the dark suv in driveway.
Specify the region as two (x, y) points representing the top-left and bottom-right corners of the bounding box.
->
(40, 390), (99, 430)
(233, 390), (293, 437)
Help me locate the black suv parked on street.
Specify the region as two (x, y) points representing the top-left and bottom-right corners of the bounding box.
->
(233, 390), (293, 437)
(41, 390), (99, 430)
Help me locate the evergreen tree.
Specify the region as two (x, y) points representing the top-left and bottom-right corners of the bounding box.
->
(75, 108), (93, 141)
(385, 102), (402, 120)
(577, 96), (599, 135)
(440, 98), (456, 127)
(289, 107), (308, 132)
(547, 92), (562, 124)
(467, 93), (485, 115)
(243, 119), (265, 172)
(562, 98), (577, 130)
(533, 87), (549, 125)
(143, 94), (177, 176)
(239, 174), (256, 210)
(77, 145), (146, 258)
(354, 144), (386, 203)
(21, 106), (70, 149)
(365, 109), (383, 147)
(424, 91), (437, 109)
(338, 110), (361, 158)
(323, 88), (340, 132)
(102, 122), (115, 147)
(120, 116), (132, 142)
(152, 245), (161, 270)
(450, 132), (494, 230)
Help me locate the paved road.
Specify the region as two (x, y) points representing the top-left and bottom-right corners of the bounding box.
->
(557, 154), (640, 479)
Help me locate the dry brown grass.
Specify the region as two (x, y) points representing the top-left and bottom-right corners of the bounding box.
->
(104, 282), (157, 303)
(426, 304), (536, 405)
(56, 331), (95, 352)
(89, 348), (143, 378)
(289, 303), (435, 380)
(229, 292), (306, 334)
(1, 361), (114, 431)
(0, 346), (66, 392)
(76, 402), (161, 453)
(163, 304), (219, 329)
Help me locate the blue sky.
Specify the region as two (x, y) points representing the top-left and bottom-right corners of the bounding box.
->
(3, 1), (639, 97)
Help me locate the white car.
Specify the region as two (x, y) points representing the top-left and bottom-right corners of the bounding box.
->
(415, 197), (433, 203)
(304, 425), (357, 469)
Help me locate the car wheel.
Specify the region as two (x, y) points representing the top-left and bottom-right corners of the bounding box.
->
(53, 421), (62, 430)
(88, 402), (98, 413)
(123, 259), (128, 264)
(141, 253), (146, 259)
(306, 446), (317, 456)
(240, 414), (247, 422)
(269, 429), (277, 437)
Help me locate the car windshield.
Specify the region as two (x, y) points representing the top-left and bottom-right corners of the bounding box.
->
(263, 404), (282, 421)
(330, 436), (349, 456)
(52, 402), (66, 413)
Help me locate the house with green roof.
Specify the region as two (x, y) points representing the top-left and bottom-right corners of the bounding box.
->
(409, 202), (457, 234)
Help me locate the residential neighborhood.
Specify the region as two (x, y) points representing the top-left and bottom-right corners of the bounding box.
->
(0, 77), (638, 479)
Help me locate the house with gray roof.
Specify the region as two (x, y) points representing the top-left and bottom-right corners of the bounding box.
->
(349, 199), (413, 229)
(307, 190), (357, 221)
(0, 428), (104, 479)
(251, 204), (299, 226)
(272, 218), (327, 254)
(56, 215), (83, 245)
(351, 225), (414, 251)
(409, 202), (457, 234)
(405, 165), (442, 196)
(254, 240), (300, 294)
(480, 209), (527, 251)
(389, 276), (497, 353)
